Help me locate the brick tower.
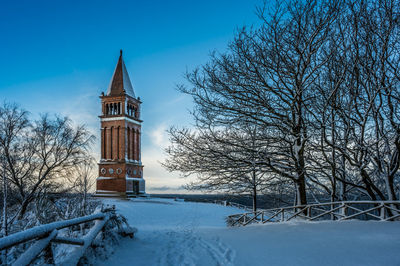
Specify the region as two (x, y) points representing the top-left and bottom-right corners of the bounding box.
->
(95, 50), (145, 197)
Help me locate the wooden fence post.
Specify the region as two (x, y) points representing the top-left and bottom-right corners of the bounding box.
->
(341, 203), (347, 217)
(380, 203), (386, 220)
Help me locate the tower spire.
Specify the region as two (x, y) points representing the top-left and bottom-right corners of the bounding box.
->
(106, 50), (135, 97)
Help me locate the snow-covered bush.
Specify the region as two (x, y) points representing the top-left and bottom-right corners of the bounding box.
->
(3, 195), (101, 264)
(76, 207), (135, 265)
(3, 199), (135, 265)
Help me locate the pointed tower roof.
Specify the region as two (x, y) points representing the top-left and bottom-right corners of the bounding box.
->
(106, 50), (136, 98)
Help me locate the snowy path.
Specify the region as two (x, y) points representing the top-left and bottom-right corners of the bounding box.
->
(99, 198), (400, 266)
(99, 198), (238, 266)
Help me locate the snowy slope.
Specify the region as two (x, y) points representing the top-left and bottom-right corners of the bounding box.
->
(99, 198), (400, 266)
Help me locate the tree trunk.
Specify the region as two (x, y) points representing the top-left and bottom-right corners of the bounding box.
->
(360, 169), (386, 201)
(83, 175), (88, 215)
(295, 177), (307, 206)
(386, 174), (396, 201)
(2, 174), (7, 237)
(18, 198), (30, 220)
(2, 170), (7, 264)
(252, 185), (257, 212)
(386, 148), (399, 201)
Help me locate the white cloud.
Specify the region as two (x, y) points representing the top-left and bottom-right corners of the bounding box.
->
(141, 124), (197, 194)
(141, 145), (191, 194)
(149, 123), (168, 148)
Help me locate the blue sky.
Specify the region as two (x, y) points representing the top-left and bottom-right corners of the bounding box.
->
(0, 0), (261, 193)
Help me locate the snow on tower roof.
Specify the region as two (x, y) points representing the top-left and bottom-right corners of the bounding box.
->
(106, 50), (136, 98)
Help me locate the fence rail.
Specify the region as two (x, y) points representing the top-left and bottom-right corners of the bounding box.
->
(227, 201), (400, 227)
(0, 206), (135, 266)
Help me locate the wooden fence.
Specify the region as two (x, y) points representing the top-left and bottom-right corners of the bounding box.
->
(0, 205), (135, 265)
(227, 201), (400, 227)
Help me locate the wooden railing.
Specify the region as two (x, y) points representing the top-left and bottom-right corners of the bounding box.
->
(0, 205), (136, 265)
(227, 201), (400, 227)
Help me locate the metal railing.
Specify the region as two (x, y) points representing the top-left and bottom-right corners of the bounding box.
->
(227, 201), (400, 227)
(0, 205), (135, 265)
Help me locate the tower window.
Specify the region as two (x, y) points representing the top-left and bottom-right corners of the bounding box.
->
(126, 104), (136, 117)
(110, 126), (113, 159)
(103, 127), (107, 159)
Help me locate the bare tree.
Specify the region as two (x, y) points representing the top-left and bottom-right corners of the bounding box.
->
(164, 124), (271, 211)
(173, 0), (341, 205)
(72, 159), (96, 215)
(166, 0), (400, 207)
(311, 0), (400, 202)
(0, 103), (30, 225)
(0, 103), (95, 219)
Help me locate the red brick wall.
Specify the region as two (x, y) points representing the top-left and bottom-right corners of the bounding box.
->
(97, 178), (126, 192)
(97, 94), (144, 193)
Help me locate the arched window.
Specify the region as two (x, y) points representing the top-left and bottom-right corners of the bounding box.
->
(103, 127), (107, 159)
(110, 126), (113, 159)
(117, 126), (120, 159)
(127, 127), (131, 160)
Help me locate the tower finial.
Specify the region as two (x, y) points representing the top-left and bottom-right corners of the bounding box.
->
(120, 49), (123, 56)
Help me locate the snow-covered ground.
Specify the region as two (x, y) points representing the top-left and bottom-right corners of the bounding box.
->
(99, 198), (400, 266)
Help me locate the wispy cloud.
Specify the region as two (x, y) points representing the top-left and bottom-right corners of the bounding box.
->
(165, 94), (187, 106)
